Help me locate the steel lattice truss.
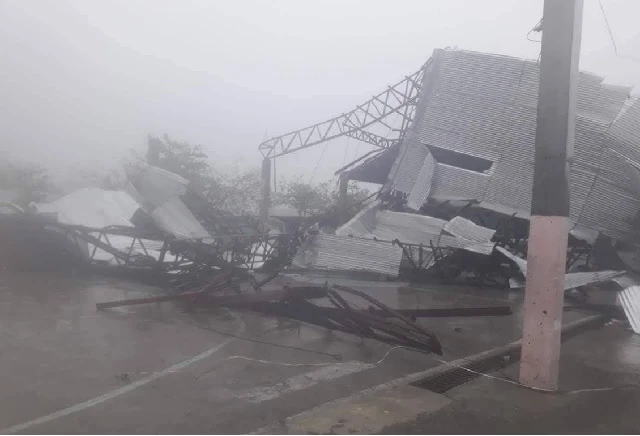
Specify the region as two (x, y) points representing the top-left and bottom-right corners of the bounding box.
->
(258, 60), (430, 158)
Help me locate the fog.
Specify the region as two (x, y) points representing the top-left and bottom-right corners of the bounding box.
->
(2, 0), (640, 183)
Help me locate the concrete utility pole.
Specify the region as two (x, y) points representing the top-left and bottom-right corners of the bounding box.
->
(519, 0), (583, 391)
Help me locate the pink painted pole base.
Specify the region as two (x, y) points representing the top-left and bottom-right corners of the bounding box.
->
(519, 215), (569, 391)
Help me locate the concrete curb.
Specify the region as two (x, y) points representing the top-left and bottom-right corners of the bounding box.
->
(253, 313), (604, 434)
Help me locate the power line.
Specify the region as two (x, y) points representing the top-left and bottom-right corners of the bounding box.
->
(342, 137), (351, 167)
(598, 0), (640, 63)
(309, 143), (328, 184)
(526, 17), (543, 43)
(185, 319), (342, 359)
(598, 0), (618, 54)
(526, 16), (543, 64)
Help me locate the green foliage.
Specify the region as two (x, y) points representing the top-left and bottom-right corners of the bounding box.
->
(147, 134), (212, 190)
(146, 134), (261, 215)
(274, 178), (372, 220)
(206, 165), (262, 215)
(273, 180), (332, 217)
(0, 162), (50, 207)
(340, 182), (373, 218)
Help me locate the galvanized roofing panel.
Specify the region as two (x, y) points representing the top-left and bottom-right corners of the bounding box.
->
(509, 269), (625, 290)
(495, 246), (528, 276)
(444, 216), (496, 243)
(372, 210), (446, 243)
(136, 164), (188, 209)
(407, 153), (436, 210)
(335, 207), (495, 255)
(393, 48), (640, 243)
(387, 131), (429, 194)
(335, 201), (378, 238)
(291, 233), (403, 277)
(618, 286), (640, 334)
(150, 196), (212, 240)
(430, 164), (489, 201)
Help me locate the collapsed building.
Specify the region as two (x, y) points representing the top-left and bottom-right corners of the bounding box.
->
(259, 48), (640, 331)
(261, 48), (640, 272)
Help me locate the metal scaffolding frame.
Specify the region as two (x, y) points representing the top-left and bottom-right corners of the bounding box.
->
(258, 61), (429, 158)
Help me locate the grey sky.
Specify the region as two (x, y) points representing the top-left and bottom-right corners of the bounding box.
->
(1, 0), (640, 184)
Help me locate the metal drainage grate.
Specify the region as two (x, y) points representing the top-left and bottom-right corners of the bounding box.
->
(412, 351), (520, 393)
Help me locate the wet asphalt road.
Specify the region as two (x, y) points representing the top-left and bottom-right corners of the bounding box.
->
(0, 272), (594, 434)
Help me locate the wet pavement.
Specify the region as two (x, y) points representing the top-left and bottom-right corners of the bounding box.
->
(0, 271), (597, 434)
(383, 321), (640, 434)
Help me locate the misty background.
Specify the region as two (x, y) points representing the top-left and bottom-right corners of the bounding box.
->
(2, 0), (640, 189)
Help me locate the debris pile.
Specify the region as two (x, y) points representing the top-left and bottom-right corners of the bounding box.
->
(94, 270), (515, 355)
(258, 47), (640, 334)
(0, 161), (300, 288)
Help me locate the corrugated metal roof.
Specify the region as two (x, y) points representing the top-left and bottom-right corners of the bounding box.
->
(335, 201), (379, 238)
(343, 146), (400, 185)
(37, 188), (138, 228)
(150, 196), (212, 240)
(407, 153), (435, 210)
(444, 216), (495, 243)
(612, 274), (640, 289)
(509, 270), (625, 290)
(291, 233), (403, 277)
(336, 205), (495, 255)
(495, 246), (528, 275)
(498, 244), (625, 288)
(618, 285), (640, 334)
(611, 274), (640, 334)
(135, 164), (188, 209)
(386, 48), (640, 244)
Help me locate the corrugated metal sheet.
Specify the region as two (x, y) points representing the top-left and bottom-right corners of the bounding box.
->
(444, 216), (495, 243)
(386, 48), (640, 243)
(407, 153), (436, 210)
(387, 131), (430, 194)
(37, 188), (138, 228)
(291, 233), (403, 277)
(509, 270), (624, 290)
(136, 164), (188, 208)
(436, 235), (494, 255)
(618, 285), (640, 334)
(495, 246), (528, 275)
(612, 274), (639, 289)
(570, 224), (600, 245)
(150, 196), (212, 240)
(336, 207), (494, 255)
(563, 270), (625, 289)
(336, 201), (379, 238)
(373, 210), (446, 243)
(431, 164), (490, 202)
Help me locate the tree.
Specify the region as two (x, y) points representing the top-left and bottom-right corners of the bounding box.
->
(0, 162), (50, 207)
(336, 181), (373, 220)
(205, 165), (262, 216)
(144, 134), (261, 215)
(146, 134), (212, 191)
(274, 178), (372, 221)
(273, 180), (332, 217)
